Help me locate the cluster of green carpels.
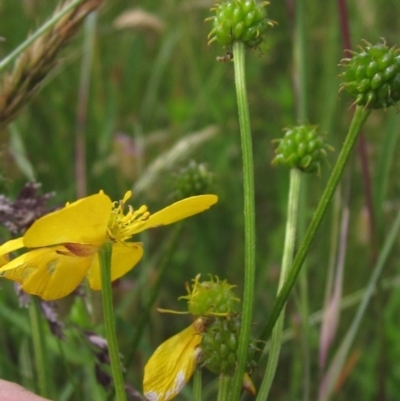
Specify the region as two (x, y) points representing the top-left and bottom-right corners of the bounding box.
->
(208, 0), (273, 48)
(340, 41), (400, 109)
(181, 275), (255, 375)
(170, 161), (214, 201)
(272, 125), (333, 174)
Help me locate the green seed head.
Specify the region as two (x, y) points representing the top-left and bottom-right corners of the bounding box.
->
(179, 275), (240, 316)
(169, 160), (214, 201)
(340, 40), (400, 109)
(272, 125), (333, 174)
(208, 0), (273, 49)
(201, 315), (256, 375)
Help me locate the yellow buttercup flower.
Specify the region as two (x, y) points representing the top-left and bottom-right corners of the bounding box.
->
(0, 191), (217, 300)
(143, 318), (255, 401)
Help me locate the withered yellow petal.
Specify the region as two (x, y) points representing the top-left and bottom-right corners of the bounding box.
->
(0, 237), (24, 256)
(242, 373), (256, 395)
(86, 242), (144, 290)
(24, 193), (112, 248)
(143, 322), (203, 401)
(134, 195), (218, 234)
(2, 246), (93, 300)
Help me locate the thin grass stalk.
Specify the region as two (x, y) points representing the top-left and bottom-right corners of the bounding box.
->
(374, 113), (400, 231)
(29, 298), (50, 398)
(229, 41), (256, 401)
(292, 0), (310, 397)
(318, 199), (350, 369)
(98, 242), (127, 401)
(318, 206), (400, 401)
(256, 168), (301, 401)
(259, 105), (370, 345)
(75, 11), (97, 198)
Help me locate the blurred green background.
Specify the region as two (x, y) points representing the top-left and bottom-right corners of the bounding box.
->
(1, 0), (400, 400)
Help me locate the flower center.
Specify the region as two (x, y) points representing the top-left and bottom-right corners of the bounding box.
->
(106, 191), (150, 243)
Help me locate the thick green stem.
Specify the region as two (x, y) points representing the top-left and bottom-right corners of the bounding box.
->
(193, 369), (202, 401)
(218, 375), (232, 401)
(230, 41), (256, 400)
(98, 242), (127, 401)
(0, 0), (85, 74)
(257, 168), (301, 400)
(29, 298), (50, 398)
(259, 105), (370, 344)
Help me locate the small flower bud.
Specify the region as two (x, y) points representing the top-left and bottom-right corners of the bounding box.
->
(272, 125), (333, 174)
(340, 40), (400, 109)
(208, 0), (273, 49)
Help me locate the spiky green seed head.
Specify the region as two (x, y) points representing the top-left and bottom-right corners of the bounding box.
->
(179, 275), (240, 316)
(272, 125), (333, 174)
(170, 160), (214, 201)
(340, 40), (400, 109)
(201, 315), (256, 375)
(208, 0), (273, 49)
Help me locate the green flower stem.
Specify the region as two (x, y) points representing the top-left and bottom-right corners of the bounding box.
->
(193, 369), (202, 401)
(0, 0), (85, 74)
(126, 223), (183, 368)
(259, 105), (370, 344)
(256, 168), (301, 401)
(217, 375), (232, 401)
(29, 298), (50, 398)
(98, 242), (127, 401)
(230, 41), (256, 401)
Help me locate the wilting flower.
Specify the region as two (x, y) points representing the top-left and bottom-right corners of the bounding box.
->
(143, 276), (255, 401)
(0, 191), (217, 300)
(144, 318), (205, 401)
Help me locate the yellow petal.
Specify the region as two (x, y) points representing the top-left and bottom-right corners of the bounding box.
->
(86, 242), (143, 290)
(242, 373), (256, 395)
(0, 237), (24, 256)
(1, 247), (93, 300)
(23, 193), (112, 248)
(135, 195), (218, 234)
(143, 320), (204, 401)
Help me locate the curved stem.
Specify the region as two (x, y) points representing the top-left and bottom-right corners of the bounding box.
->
(99, 242), (127, 401)
(230, 41), (256, 401)
(259, 105), (370, 344)
(256, 168), (301, 400)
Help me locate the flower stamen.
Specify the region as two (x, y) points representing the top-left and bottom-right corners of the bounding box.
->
(107, 191), (150, 243)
